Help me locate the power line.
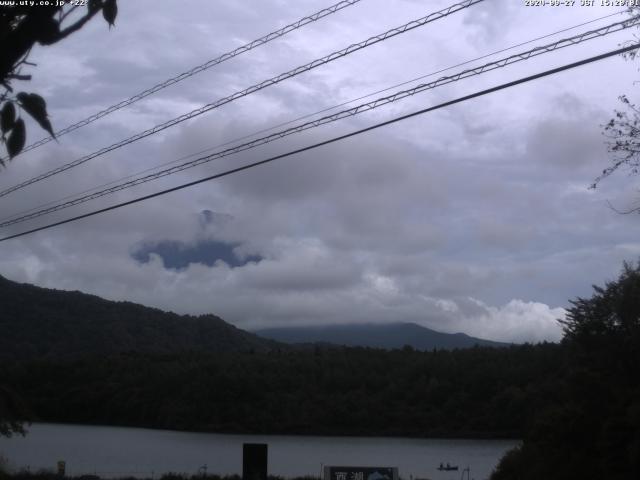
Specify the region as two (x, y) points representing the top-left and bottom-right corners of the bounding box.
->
(0, 0), (363, 162)
(0, 0), (483, 199)
(2, 16), (636, 229)
(4, 7), (625, 222)
(1, 43), (636, 243)
(0, 12), (624, 227)
(6, 6), (621, 225)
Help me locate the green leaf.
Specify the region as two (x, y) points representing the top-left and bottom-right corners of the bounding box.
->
(1, 102), (15, 134)
(103, 0), (117, 28)
(7, 118), (25, 159)
(17, 92), (55, 139)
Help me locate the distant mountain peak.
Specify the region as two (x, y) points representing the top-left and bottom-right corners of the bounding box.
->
(254, 322), (508, 350)
(199, 210), (233, 228)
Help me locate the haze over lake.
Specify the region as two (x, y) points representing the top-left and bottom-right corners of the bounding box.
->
(0, 424), (517, 480)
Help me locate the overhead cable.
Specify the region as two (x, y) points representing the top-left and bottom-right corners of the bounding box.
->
(1, 16), (636, 229)
(0, 0), (363, 162)
(0, 10), (626, 226)
(0, 0), (484, 199)
(1, 43), (637, 243)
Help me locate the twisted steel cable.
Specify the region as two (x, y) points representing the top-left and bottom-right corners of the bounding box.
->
(0, 0), (363, 162)
(0, 10), (625, 225)
(0, 0), (484, 199)
(1, 43), (638, 243)
(1, 15), (636, 229)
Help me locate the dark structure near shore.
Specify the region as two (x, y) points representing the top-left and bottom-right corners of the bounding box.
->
(243, 443), (267, 480)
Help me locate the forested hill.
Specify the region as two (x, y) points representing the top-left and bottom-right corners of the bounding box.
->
(5, 344), (564, 438)
(255, 323), (508, 350)
(0, 274), (277, 360)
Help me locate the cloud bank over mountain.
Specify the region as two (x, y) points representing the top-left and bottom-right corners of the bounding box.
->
(1, 0), (639, 342)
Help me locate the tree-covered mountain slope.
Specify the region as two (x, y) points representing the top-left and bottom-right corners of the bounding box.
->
(0, 274), (277, 360)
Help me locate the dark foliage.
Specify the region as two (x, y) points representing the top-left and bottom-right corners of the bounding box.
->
(596, 95), (640, 198)
(0, 273), (566, 439)
(2, 343), (564, 439)
(0, 385), (30, 437)
(0, 275), (277, 361)
(0, 1), (117, 162)
(491, 262), (640, 480)
(594, 7), (640, 208)
(0, 272), (273, 438)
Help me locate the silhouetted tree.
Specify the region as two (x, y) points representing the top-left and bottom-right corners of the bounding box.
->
(560, 260), (640, 341)
(0, 385), (30, 438)
(492, 261), (640, 480)
(594, 7), (640, 209)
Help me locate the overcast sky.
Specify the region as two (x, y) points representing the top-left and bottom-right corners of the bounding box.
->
(2, 0), (640, 342)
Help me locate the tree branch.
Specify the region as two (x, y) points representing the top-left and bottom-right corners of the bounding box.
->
(54, 7), (101, 42)
(7, 73), (31, 81)
(59, 4), (80, 24)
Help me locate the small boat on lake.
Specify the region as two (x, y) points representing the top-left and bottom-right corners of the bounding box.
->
(437, 463), (458, 471)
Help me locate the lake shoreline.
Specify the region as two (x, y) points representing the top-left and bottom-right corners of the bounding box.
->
(0, 423), (518, 480)
(21, 421), (521, 442)
(1, 471), (314, 480)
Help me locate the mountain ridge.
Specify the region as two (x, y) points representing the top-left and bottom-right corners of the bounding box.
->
(254, 322), (509, 350)
(0, 274), (277, 360)
(1, 273), (507, 361)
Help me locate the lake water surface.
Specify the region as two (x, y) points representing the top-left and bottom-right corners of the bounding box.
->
(0, 424), (518, 480)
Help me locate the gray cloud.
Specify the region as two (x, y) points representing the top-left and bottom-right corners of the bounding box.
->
(462, 0), (520, 45)
(1, 0), (639, 343)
